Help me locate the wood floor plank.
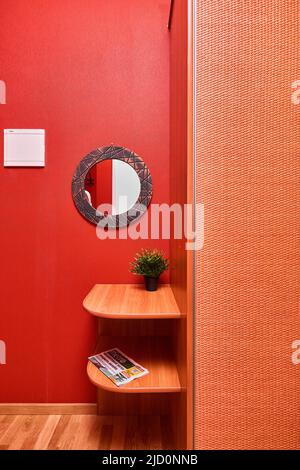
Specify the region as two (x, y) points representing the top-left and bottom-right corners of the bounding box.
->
(7, 416), (37, 450)
(20, 415), (49, 450)
(6, 416), (35, 450)
(110, 416), (126, 450)
(0, 416), (23, 448)
(51, 415), (109, 450)
(0, 415), (16, 436)
(0, 414), (170, 450)
(80, 415), (104, 450)
(46, 415), (71, 450)
(64, 415), (101, 450)
(59, 415), (82, 450)
(33, 415), (61, 450)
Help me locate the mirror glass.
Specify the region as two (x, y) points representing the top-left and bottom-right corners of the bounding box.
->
(84, 159), (141, 215)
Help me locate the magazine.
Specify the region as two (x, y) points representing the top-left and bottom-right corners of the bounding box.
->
(88, 348), (149, 387)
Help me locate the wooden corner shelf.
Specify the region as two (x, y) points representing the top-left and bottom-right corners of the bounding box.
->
(83, 284), (182, 319)
(87, 336), (181, 394)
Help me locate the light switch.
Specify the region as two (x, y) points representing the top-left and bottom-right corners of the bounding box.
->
(4, 129), (45, 167)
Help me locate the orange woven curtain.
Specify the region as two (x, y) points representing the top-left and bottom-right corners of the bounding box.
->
(194, 0), (300, 449)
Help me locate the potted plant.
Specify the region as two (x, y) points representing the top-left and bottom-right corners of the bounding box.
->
(130, 249), (169, 291)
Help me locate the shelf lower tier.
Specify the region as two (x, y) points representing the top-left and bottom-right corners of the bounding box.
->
(87, 336), (182, 394)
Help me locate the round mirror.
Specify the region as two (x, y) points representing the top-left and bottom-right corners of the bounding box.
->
(84, 159), (141, 216)
(72, 145), (152, 227)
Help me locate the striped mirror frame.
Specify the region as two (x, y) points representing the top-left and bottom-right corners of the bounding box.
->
(72, 145), (152, 227)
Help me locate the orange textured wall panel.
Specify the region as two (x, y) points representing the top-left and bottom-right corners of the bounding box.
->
(195, 0), (300, 449)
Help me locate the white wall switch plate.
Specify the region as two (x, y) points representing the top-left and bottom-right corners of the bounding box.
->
(4, 129), (45, 167)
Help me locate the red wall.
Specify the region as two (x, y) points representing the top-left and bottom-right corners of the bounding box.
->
(0, 0), (170, 403)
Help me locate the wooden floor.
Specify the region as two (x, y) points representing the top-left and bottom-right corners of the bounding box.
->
(0, 415), (172, 450)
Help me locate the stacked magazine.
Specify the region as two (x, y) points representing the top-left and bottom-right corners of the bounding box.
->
(88, 348), (149, 387)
